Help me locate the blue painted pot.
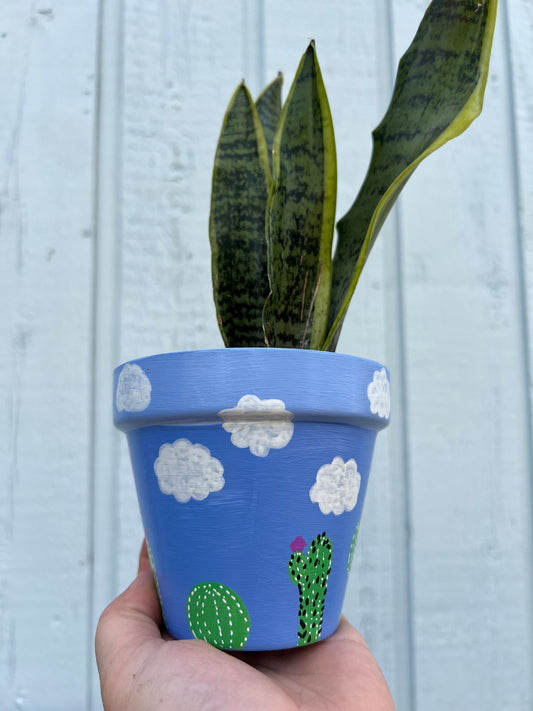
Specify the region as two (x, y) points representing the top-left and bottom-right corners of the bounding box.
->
(114, 348), (390, 651)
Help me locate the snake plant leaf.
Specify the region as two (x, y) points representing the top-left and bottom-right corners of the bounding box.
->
(323, 0), (498, 351)
(256, 73), (283, 175)
(209, 82), (271, 347)
(263, 42), (337, 349)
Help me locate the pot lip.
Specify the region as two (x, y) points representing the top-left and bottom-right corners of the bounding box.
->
(113, 347), (391, 432)
(115, 347), (387, 370)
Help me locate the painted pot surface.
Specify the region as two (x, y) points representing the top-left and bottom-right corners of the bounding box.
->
(114, 348), (390, 651)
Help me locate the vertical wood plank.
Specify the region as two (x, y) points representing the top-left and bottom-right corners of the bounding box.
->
(391, 0), (533, 708)
(88, 0), (124, 708)
(504, 0), (533, 703)
(0, 3), (97, 708)
(505, 0), (533, 636)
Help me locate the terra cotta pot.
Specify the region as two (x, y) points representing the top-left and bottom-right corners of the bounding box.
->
(114, 348), (390, 651)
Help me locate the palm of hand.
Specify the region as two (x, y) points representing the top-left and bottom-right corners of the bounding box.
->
(96, 546), (395, 711)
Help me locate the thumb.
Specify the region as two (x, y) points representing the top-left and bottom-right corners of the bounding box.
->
(95, 541), (164, 678)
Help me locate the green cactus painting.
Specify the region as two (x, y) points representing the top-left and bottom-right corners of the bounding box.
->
(186, 581), (250, 650)
(347, 521), (360, 574)
(288, 532), (333, 646)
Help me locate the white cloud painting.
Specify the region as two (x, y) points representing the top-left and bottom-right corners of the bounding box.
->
(116, 363), (152, 412)
(309, 456), (361, 515)
(218, 394), (294, 457)
(367, 368), (390, 419)
(154, 438), (225, 503)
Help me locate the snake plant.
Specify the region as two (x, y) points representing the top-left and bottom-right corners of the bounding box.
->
(209, 0), (498, 351)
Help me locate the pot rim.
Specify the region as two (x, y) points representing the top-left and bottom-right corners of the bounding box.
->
(113, 348), (391, 432)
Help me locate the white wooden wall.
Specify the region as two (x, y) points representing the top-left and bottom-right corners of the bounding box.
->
(1, 2), (532, 709)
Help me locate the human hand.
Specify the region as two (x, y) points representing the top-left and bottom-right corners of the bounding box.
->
(95, 541), (396, 711)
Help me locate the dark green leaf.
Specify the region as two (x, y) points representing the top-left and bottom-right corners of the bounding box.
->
(324, 0), (498, 350)
(263, 43), (337, 349)
(256, 73), (283, 175)
(209, 82), (271, 347)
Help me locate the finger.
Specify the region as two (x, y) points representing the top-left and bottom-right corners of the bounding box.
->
(334, 615), (380, 654)
(336, 614), (367, 643)
(335, 616), (396, 710)
(95, 566), (164, 677)
(137, 538), (165, 627)
(138, 538), (151, 575)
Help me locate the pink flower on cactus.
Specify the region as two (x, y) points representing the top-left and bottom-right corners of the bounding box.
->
(290, 536), (307, 553)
